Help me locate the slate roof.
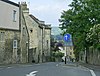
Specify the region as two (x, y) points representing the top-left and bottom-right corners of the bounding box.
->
(29, 14), (51, 29)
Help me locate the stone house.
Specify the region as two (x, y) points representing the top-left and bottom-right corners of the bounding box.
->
(29, 16), (51, 63)
(43, 25), (51, 62)
(0, 0), (29, 64)
(62, 46), (75, 62)
(37, 21), (44, 63)
(0, 0), (20, 64)
(20, 2), (40, 63)
(20, 2), (51, 63)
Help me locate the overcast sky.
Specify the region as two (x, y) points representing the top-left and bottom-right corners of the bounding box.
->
(11, 0), (72, 26)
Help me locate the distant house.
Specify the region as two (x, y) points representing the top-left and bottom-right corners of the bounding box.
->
(0, 0), (29, 64)
(51, 27), (62, 36)
(51, 27), (75, 61)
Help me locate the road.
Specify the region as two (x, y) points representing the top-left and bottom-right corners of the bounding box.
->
(0, 62), (99, 76)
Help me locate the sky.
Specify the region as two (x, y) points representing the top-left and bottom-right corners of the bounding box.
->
(11, 0), (72, 26)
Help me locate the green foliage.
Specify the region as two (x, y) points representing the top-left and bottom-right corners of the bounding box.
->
(86, 24), (100, 48)
(53, 52), (64, 58)
(59, 0), (100, 60)
(97, 44), (100, 51)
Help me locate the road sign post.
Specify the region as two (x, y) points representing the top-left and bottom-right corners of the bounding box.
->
(63, 34), (71, 64)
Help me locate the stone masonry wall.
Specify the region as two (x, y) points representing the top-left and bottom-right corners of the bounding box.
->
(20, 12), (29, 63)
(0, 29), (20, 64)
(87, 47), (100, 65)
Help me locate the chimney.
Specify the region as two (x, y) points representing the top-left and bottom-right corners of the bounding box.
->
(20, 2), (29, 14)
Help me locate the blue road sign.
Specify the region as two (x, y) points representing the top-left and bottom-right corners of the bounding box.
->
(64, 34), (71, 42)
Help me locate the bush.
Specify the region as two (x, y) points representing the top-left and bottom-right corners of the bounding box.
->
(54, 52), (64, 58)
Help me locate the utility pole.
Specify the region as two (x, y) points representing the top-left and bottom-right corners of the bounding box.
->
(65, 46), (67, 64)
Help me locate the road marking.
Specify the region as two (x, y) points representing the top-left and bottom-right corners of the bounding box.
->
(56, 64), (58, 66)
(26, 71), (38, 76)
(90, 70), (96, 76)
(35, 64), (40, 65)
(79, 65), (96, 76)
(22, 65), (33, 67)
(7, 67), (12, 69)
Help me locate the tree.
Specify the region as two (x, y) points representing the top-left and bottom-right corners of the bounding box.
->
(86, 24), (100, 49)
(59, 0), (100, 61)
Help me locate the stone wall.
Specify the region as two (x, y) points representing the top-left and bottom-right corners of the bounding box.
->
(0, 29), (20, 64)
(79, 47), (100, 65)
(43, 27), (51, 62)
(87, 47), (100, 65)
(38, 27), (43, 63)
(20, 11), (29, 63)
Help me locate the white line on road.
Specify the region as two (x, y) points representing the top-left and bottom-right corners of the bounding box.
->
(26, 71), (38, 76)
(34, 64), (40, 65)
(7, 67), (12, 69)
(90, 70), (96, 76)
(80, 66), (96, 76)
(56, 64), (58, 66)
(30, 71), (38, 75)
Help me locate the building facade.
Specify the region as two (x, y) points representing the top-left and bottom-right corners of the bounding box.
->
(61, 46), (75, 62)
(0, 1), (51, 64)
(43, 25), (51, 62)
(21, 2), (51, 63)
(20, 4), (29, 63)
(0, 0), (29, 64)
(0, 0), (20, 64)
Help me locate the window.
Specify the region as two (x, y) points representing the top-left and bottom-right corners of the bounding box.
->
(34, 48), (36, 54)
(13, 40), (17, 49)
(23, 27), (26, 36)
(0, 32), (5, 42)
(47, 40), (48, 48)
(13, 10), (17, 21)
(30, 29), (33, 33)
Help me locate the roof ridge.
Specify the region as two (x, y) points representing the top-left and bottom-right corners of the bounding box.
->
(1, 0), (19, 7)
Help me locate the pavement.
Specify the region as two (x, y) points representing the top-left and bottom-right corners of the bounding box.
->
(57, 61), (100, 76)
(77, 62), (100, 76)
(77, 62), (100, 71)
(0, 63), (33, 67)
(60, 61), (100, 70)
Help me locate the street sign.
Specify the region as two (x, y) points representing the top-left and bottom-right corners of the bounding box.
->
(64, 34), (71, 42)
(64, 34), (71, 64)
